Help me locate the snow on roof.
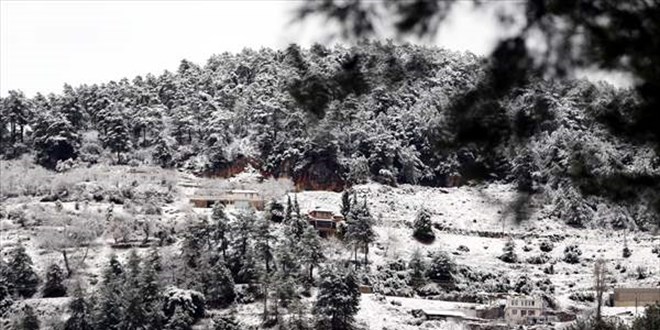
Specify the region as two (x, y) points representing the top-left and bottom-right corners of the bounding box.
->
(420, 309), (466, 318)
(230, 189), (259, 194)
(311, 207), (334, 212)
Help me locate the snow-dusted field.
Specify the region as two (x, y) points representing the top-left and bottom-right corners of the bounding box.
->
(1, 167), (658, 329)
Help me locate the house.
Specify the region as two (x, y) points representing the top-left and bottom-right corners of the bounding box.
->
(504, 296), (546, 324)
(306, 208), (344, 236)
(610, 288), (660, 307)
(189, 190), (265, 210)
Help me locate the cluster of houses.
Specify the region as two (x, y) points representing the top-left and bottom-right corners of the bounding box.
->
(188, 190), (660, 327)
(415, 288), (660, 326)
(188, 190), (345, 236)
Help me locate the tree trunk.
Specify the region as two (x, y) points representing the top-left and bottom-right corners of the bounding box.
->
(364, 243), (369, 264)
(309, 265), (314, 281)
(62, 250), (72, 278)
(263, 282), (269, 320)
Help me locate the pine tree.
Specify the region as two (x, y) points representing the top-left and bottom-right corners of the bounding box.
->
(121, 250), (147, 330)
(7, 245), (40, 298)
(64, 287), (93, 330)
(345, 198), (376, 265)
(199, 253), (236, 308)
(93, 255), (124, 330)
(285, 195), (293, 223)
(409, 249), (427, 288)
(427, 250), (455, 283)
(623, 232), (632, 258)
(17, 304), (40, 330)
(631, 303), (660, 330)
(152, 134), (174, 167)
(140, 248), (165, 329)
(412, 207), (435, 243)
(228, 210), (257, 283)
(499, 239), (518, 263)
(300, 225), (324, 281)
(266, 199), (285, 223)
(164, 306), (193, 330)
(275, 235), (301, 277)
(3, 90), (30, 144)
(100, 110), (132, 164)
(313, 266), (360, 330)
(274, 268), (299, 312)
(293, 195), (301, 218)
(32, 111), (80, 168)
(211, 203), (230, 259)
(254, 217), (276, 274)
(42, 263), (67, 298)
(340, 190), (351, 218)
(0, 259), (15, 316)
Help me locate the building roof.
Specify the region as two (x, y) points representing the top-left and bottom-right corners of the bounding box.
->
(421, 310), (466, 318)
(230, 189), (259, 194)
(613, 287), (660, 293)
(189, 194), (262, 201)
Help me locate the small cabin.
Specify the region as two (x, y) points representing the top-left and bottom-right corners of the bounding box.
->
(307, 208), (344, 236)
(610, 288), (660, 307)
(189, 190), (265, 210)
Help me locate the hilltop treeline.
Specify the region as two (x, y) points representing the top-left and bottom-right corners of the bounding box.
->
(1, 42), (658, 230)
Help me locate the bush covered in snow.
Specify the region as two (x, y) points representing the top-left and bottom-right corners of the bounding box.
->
(563, 244), (583, 264)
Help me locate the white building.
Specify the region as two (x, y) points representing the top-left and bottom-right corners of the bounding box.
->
(504, 296), (545, 324)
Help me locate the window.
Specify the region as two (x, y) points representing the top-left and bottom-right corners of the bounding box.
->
(512, 309), (517, 315)
(521, 310), (526, 316)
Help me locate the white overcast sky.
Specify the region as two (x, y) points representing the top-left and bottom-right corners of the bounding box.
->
(0, 0), (629, 97)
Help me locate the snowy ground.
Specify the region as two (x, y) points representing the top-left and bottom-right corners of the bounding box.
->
(1, 166), (658, 329)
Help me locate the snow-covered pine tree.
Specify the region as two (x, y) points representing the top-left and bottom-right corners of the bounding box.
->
(93, 255), (124, 330)
(623, 231), (632, 258)
(121, 249), (148, 330)
(255, 217), (276, 274)
(427, 250), (456, 283)
(409, 249), (427, 288)
(100, 110), (132, 164)
(412, 207), (435, 243)
(300, 225), (325, 281)
(313, 265), (360, 330)
(499, 239), (518, 263)
(275, 234), (301, 277)
(42, 263), (67, 298)
(140, 248), (165, 329)
(64, 286), (93, 330)
(285, 195), (293, 223)
(152, 133), (174, 167)
(345, 198), (376, 265)
(266, 198), (285, 223)
(340, 190), (351, 218)
(181, 214), (212, 270)
(164, 306), (193, 330)
(0, 265), (13, 317)
(7, 245), (40, 298)
(199, 252), (236, 308)
(211, 203), (230, 259)
(32, 110), (80, 168)
(228, 210), (258, 283)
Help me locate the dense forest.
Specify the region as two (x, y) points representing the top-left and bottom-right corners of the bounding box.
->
(1, 42), (658, 230)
